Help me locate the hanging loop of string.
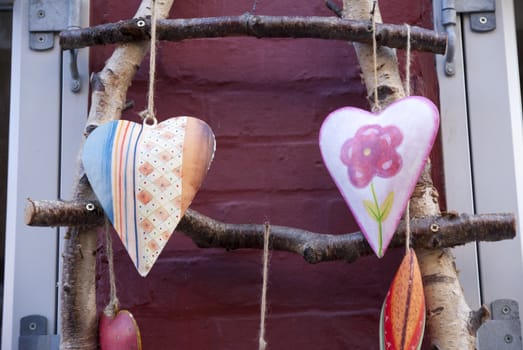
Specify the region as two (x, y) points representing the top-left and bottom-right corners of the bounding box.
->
(251, 0), (259, 14)
(258, 222), (271, 350)
(141, 0), (159, 127)
(404, 23), (412, 254)
(405, 24), (412, 97)
(104, 219), (120, 317)
(370, 1), (380, 112)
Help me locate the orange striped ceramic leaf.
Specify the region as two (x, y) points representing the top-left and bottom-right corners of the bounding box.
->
(380, 248), (425, 350)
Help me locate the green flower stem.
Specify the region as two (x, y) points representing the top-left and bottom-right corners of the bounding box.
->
(370, 182), (383, 256)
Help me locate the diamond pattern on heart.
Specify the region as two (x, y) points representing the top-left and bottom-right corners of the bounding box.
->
(135, 119), (186, 272)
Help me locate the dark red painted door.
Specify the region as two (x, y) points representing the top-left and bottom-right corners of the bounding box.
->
(91, 1), (441, 349)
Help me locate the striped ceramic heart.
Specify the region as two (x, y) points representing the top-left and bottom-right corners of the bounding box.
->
(83, 117), (215, 276)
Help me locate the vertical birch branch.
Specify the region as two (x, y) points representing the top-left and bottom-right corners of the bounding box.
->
(60, 1), (174, 349)
(342, 0), (477, 348)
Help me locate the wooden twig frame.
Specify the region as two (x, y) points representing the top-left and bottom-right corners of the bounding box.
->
(59, 14), (447, 54)
(26, 199), (515, 265)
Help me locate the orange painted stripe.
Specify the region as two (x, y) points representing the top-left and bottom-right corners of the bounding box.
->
(113, 121), (132, 241)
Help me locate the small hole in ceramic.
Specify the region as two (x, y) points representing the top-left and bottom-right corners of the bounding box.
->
(143, 115), (157, 127)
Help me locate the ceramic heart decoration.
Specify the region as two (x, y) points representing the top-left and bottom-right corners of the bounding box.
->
(379, 248), (425, 350)
(99, 310), (142, 350)
(83, 116), (215, 276)
(319, 96), (439, 257)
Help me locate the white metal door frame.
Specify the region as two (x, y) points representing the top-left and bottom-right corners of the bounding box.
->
(435, 0), (523, 314)
(1, 1), (89, 348)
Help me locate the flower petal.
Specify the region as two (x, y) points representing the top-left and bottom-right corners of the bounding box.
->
(382, 126), (404, 147)
(376, 151), (402, 178)
(348, 164), (374, 188)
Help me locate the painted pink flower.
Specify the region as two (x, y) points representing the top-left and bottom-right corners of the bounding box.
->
(340, 125), (403, 188)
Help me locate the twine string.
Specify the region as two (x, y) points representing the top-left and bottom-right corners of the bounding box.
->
(143, 0), (159, 126)
(252, 0), (259, 13)
(104, 219), (119, 316)
(404, 24), (412, 254)
(405, 201), (411, 254)
(371, 1), (380, 111)
(405, 24), (411, 97)
(258, 223), (271, 350)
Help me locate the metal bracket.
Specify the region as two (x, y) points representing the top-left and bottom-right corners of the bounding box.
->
(29, 0), (82, 92)
(477, 299), (522, 349)
(441, 0), (496, 76)
(19, 315), (59, 350)
(29, 0), (69, 51)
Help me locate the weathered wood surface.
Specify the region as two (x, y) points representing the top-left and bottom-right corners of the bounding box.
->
(59, 1), (175, 349)
(343, 0), (482, 348)
(26, 199), (515, 264)
(59, 14), (447, 54)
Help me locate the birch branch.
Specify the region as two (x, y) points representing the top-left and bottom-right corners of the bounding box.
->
(25, 199), (515, 264)
(343, 0), (480, 348)
(59, 14), (447, 54)
(60, 1), (175, 349)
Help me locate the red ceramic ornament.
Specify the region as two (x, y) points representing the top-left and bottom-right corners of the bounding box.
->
(380, 248), (426, 350)
(99, 310), (142, 350)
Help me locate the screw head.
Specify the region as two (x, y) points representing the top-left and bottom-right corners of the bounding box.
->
(71, 80), (81, 93)
(430, 223), (440, 232)
(479, 16), (488, 24)
(502, 305), (511, 314)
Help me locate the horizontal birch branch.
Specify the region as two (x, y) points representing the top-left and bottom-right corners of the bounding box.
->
(26, 199), (514, 264)
(59, 14), (447, 54)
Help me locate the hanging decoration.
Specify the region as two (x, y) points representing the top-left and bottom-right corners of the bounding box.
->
(83, 117), (215, 276)
(99, 221), (142, 350)
(379, 248), (425, 350)
(83, 0), (215, 276)
(319, 96), (439, 257)
(99, 309), (142, 350)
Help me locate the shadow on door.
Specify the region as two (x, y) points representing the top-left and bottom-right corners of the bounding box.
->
(0, 8), (12, 340)
(516, 1), (523, 99)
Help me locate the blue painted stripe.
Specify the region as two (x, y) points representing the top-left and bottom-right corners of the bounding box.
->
(131, 124), (144, 270)
(122, 123), (136, 251)
(82, 121), (117, 223)
(104, 123), (117, 222)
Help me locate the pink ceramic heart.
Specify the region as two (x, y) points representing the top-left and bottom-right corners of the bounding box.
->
(99, 310), (142, 350)
(83, 116), (215, 276)
(319, 96), (439, 257)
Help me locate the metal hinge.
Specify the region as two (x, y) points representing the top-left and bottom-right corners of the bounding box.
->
(19, 315), (60, 350)
(28, 0), (81, 51)
(477, 299), (522, 349)
(29, 0), (82, 92)
(441, 0), (496, 76)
